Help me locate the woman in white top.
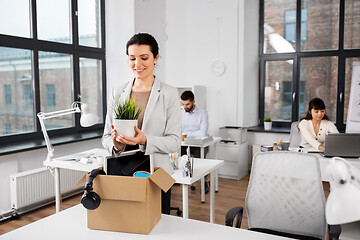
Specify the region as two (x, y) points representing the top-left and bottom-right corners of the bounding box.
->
(298, 98), (339, 151)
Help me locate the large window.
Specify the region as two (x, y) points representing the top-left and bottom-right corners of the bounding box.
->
(0, 0), (106, 144)
(260, 0), (360, 131)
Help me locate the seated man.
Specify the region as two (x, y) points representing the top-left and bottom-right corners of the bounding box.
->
(180, 90), (210, 193)
(180, 90), (209, 157)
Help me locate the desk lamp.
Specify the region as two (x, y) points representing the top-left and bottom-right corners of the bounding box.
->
(37, 102), (99, 163)
(325, 157), (360, 225)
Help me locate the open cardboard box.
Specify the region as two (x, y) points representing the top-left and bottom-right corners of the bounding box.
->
(75, 167), (175, 234)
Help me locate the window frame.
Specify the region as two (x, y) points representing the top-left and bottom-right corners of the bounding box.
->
(259, 0), (360, 131)
(0, 0), (106, 146)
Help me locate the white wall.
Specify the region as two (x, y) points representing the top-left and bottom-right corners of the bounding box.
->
(105, 0), (135, 94)
(165, 0), (259, 136)
(134, 0), (166, 81)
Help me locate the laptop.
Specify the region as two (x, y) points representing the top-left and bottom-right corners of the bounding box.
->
(322, 133), (360, 158)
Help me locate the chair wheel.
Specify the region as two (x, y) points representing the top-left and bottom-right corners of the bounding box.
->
(190, 185), (196, 191)
(176, 209), (182, 216)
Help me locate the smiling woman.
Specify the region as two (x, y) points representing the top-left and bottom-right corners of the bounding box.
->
(102, 33), (181, 215)
(298, 98), (339, 151)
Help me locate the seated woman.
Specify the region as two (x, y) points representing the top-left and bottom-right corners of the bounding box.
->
(298, 98), (339, 151)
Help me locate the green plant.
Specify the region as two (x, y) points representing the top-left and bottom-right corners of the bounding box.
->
(264, 117), (272, 122)
(112, 98), (143, 120)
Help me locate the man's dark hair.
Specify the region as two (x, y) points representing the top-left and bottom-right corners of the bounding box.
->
(181, 90), (194, 101)
(126, 33), (159, 58)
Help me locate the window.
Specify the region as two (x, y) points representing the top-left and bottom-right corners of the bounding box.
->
(79, 58), (103, 120)
(0, 0), (105, 145)
(78, 0), (102, 48)
(23, 84), (33, 108)
(260, 0), (360, 131)
(37, 0), (71, 44)
(46, 84), (56, 109)
(4, 124), (11, 135)
(284, 9), (307, 43)
(344, 0), (360, 49)
(4, 85), (12, 106)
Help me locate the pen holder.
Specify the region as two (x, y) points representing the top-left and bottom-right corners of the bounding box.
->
(169, 152), (179, 170)
(278, 141), (290, 151)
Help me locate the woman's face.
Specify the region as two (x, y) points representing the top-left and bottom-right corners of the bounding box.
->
(127, 44), (158, 81)
(310, 108), (325, 121)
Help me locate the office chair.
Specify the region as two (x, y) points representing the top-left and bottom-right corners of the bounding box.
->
(225, 151), (328, 240)
(170, 206), (182, 216)
(289, 121), (302, 148)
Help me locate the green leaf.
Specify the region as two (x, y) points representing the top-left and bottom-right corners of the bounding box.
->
(112, 97), (144, 120)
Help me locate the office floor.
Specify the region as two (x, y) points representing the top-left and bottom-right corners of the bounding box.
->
(0, 175), (330, 235)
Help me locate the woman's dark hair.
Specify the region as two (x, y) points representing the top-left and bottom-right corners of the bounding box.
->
(126, 33), (159, 58)
(299, 97), (330, 121)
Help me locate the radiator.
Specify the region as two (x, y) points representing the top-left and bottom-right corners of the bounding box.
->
(10, 167), (84, 211)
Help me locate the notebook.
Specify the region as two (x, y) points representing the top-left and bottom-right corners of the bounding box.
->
(322, 133), (360, 158)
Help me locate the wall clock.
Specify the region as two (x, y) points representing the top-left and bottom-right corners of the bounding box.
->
(211, 60), (226, 76)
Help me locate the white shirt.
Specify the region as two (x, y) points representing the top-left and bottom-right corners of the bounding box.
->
(298, 119), (339, 150)
(181, 105), (208, 138)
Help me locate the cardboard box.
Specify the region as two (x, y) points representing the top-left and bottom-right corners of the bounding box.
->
(76, 167), (175, 234)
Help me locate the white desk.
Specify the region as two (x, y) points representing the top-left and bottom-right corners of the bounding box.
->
(0, 204), (293, 240)
(171, 158), (224, 223)
(312, 153), (360, 182)
(45, 148), (223, 223)
(181, 136), (221, 202)
(43, 148), (110, 212)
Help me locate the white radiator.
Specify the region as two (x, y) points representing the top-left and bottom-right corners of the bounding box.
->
(10, 167), (84, 211)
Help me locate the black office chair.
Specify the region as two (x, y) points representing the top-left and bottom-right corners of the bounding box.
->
(170, 206), (182, 216)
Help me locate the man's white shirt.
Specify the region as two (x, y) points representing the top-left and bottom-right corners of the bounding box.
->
(181, 105), (208, 138)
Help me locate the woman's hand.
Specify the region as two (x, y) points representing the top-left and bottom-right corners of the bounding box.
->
(116, 126), (147, 146)
(111, 125), (125, 152)
(318, 144), (325, 152)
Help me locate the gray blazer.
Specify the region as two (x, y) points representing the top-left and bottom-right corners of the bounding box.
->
(102, 78), (181, 174)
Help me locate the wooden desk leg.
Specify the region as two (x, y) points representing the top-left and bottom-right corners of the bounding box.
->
(54, 167), (61, 213)
(210, 171), (215, 223)
(182, 184), (189, 219)
(201, 147), (205, 203)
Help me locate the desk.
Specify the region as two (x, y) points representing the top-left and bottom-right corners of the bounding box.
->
(45, 148), (223, 223)
(0, 204), (293, 240)
(312, 153), (360, 182)
(171, 158), (224, 223)
(181, 136), (221, 202)
(43, 148), (110, 212)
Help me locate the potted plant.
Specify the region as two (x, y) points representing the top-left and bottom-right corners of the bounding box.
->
(112, 98), (143, 137)
(264, 116), (272, 130)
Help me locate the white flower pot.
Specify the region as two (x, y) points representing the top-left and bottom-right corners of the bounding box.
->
(264, 122), (272, 131)
(113, 119), (138, 137)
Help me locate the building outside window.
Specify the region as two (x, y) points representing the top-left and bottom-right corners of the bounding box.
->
(45, 84), (56, 109)
(23, 84), (33, 108)
(4, 123), (11, 135)
(4, 85), (11, 107)
(284, 9), (307, 43)
(260, 0), (360, 131)
(0, 0), (105, 143)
